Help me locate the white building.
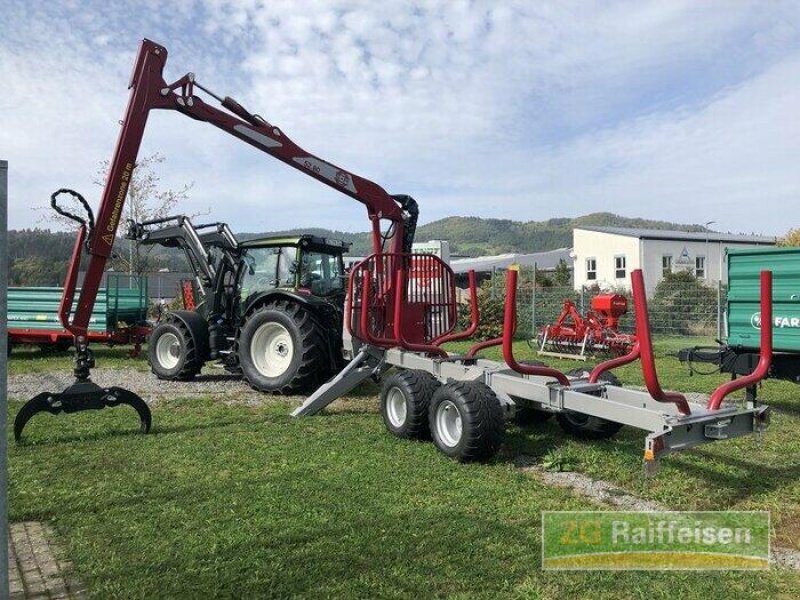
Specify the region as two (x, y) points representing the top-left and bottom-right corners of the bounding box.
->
(572, 226), (775, 291)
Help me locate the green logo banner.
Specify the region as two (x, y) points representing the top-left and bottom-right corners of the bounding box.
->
(542, 511), (770, 570)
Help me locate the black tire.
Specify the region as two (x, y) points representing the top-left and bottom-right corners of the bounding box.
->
(514, 404), (553, 425)
(239, 300), (325, 394)
(556, 368), (623, 439)
(148, 317), (202, 381)
(429, 381), (505, 462)
(380, 370), (440, 439)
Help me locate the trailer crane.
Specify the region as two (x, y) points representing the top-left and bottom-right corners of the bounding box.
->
(14, 38), (419, 440)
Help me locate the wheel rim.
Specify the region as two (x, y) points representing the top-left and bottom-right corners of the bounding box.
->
(250, 322), (294, 378)
(385, 387), (407, 428)
(562, 411), (590, 427)
(435, 400), (463, 447)
(156, 332), (182, 370)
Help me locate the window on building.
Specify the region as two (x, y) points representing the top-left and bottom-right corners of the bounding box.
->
(695, 256), (706, 279)
(614, 255), (626, 279)
(586, 258), (597, 281)
(662, 255), (672, 277)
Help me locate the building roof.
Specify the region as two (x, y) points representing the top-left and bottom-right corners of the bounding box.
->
(575, 225), (776, 245)
(450, 248), (572, 274)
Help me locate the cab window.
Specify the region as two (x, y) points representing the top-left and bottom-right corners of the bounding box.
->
(300, 250), (344, 296)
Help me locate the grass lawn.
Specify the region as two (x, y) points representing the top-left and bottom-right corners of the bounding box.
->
(7, 337), (800, 597)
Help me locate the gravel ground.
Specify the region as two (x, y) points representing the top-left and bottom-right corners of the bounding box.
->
(7, 367), (299, 407)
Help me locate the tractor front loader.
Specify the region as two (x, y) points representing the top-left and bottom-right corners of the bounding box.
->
(15, 39), (418, 440)
(129, 215), (351, 392)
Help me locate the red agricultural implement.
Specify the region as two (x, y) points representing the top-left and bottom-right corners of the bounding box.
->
(14, 39), (419, 440)
(537, 294), (636, 360)
(296, 264), (773, 474)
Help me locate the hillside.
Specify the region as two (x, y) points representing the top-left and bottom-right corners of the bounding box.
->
(8, 213), (711, 286)
(251, 212), (710, 257)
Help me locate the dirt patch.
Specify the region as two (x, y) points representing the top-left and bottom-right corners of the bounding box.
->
(515, 455), (800, 570)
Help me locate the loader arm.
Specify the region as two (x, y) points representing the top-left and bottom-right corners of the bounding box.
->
(66, 38), (416, 342)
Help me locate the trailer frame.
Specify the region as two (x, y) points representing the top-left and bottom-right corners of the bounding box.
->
(293, 263), (774, 474)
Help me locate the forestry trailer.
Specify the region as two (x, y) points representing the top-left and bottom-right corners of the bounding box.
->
(127, 215), (350, 392)
(14, 39), (418, 439)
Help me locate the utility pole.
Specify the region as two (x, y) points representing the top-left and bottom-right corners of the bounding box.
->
(1, 159), (10, 600)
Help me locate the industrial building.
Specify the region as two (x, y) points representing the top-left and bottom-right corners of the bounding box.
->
(572, 226), (776, 291)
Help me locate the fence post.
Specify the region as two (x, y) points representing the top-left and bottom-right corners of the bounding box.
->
(0, 159), (9, 600)
(717, 279), (723, 340)
(491, 266), (496, 298)
(531, 263), (537, 338)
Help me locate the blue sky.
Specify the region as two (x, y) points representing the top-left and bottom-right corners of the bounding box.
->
(2, 1), (799, 235)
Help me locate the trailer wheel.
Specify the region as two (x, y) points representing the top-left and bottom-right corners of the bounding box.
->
(429, 381), (505, 461)
(556, 369), (623, 439)
(239, 300), (324, 394)
(148, 318), (202, 381)
(380, 370), (440, 439)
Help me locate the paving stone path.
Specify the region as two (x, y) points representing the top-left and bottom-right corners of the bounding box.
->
(8, 522), (85, 599)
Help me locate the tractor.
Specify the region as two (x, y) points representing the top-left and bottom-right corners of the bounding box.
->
(128, 215), (350, 393)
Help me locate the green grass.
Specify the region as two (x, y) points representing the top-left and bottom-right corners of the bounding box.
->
(447, 336), (800, 550)
(7, 337), (800, 597)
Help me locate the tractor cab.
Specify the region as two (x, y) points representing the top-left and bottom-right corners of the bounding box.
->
(238, 235), (350, 309)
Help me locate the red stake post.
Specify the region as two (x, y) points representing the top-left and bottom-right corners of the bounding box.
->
(631, 269), (691, 415)
(707, 271), (773, 410)
(502, 268), (570, 385)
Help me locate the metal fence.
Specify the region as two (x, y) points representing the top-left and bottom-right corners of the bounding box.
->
(484, 267), (726, 340)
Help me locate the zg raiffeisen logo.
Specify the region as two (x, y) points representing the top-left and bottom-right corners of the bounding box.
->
(542, 511), (770, 570)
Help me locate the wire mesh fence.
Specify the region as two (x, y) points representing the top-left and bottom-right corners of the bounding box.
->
(481, 266), (725, 340)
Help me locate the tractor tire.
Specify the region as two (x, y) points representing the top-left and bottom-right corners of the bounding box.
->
(148, 317), (203, 381)
(239, 300), (325, 394)
(555, 368), (623, 440)
(380, 370), (440, 440)
(429, 381), (505, 462)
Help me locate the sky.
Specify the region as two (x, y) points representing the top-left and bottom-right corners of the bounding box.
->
(2, 0), (799, 235)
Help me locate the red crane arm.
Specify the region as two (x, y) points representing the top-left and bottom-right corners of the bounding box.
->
(66, 38), (412, 339)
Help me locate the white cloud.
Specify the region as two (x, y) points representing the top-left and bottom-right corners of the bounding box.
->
(1, 0), (799, 236)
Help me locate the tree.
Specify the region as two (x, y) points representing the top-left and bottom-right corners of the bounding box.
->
(648, 270), (717, 335)
(778, 228), (800, 247)
(552, 259), (571, 286)
(93, 153), (194, 276)
(38, 152), (195, 277)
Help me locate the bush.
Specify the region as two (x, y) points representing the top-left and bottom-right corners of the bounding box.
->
(647, 270), (717, 335)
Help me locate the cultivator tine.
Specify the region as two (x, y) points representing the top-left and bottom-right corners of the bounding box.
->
(14, 381), (151, 442)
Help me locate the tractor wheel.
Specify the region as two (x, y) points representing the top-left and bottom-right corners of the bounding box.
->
(555, 368), (623, 440)
(380, 370), (440, 439)
(429, 381), (505, 462)
(239, 300), (325, 394)
(148, 317), (203, 381)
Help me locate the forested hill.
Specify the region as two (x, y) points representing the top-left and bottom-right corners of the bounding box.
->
(249, 212), (710, 257)
(8, 213), (709, 286)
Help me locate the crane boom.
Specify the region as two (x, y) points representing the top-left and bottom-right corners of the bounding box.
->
(69, 38), (415, 340)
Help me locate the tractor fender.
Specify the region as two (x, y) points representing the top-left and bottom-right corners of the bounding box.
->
(166, 310), (211, 361)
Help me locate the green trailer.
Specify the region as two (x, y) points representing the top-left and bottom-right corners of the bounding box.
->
(680, 246), (800, 385)
(7, 275), (151, 354)
(727, 246), (800, 352)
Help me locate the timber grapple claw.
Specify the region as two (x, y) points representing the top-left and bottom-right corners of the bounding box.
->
(14, 381), (151, 442)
